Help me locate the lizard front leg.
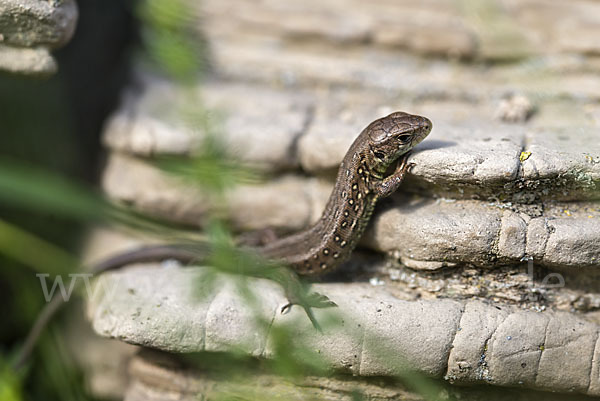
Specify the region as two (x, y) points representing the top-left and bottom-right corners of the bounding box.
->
(373, 153), (415, 198)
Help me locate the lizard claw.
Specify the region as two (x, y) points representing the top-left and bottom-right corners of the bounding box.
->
(280, 291), (337, 332)
(396, 153), (415, 174)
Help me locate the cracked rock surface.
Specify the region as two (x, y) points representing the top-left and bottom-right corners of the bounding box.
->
(87, 265), (600, 397)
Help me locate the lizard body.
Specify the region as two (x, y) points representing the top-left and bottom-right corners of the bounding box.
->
(94, 111), (431, 276)
(15, 112), (431, 368)
(259, 111), (431, 274)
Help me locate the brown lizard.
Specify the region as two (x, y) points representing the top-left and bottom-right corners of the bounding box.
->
(15, 111), (431, 368)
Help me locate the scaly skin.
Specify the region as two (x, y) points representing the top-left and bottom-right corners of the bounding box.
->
(260, 111), (432, 274)
(94, 112), (432, 277)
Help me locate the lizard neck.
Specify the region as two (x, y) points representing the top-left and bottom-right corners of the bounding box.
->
(259, 147), (381, 275)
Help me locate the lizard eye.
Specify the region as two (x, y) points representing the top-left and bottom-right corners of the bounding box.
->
(373, 151), (385, 160)
(398, 134), (412, 143)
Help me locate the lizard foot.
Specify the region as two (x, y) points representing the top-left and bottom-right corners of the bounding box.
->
(281, 291), (337, 332)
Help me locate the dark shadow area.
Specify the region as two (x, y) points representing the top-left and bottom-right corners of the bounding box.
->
(0, 1), (138, 399)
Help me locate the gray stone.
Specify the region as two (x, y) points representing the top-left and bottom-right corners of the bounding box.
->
(541, 217), (600, 268)
(519, 128), (600, 201)
(535, 312), (598, 393)
(299, 108), (599, 201)
(0, 0), (77, 48)
(206, 21), (600, 103)
(369, 196), (600, 270)
(202, 0), (600, 61)
(87, 264), (600, 397)
(369, 198), (502, 270)
(0, 43), (56, 76)
(101, 153), (211, 226)
(103, 72), (599, 202)
(64, 312), (137, 400)
(101, 153), (331, 231)
(370, 7), (477, 58)
(497, 210), (527, 261)
(485, 310), (548, 386)
(407, 120), (525, 199)
(446, 301), (510, 383)
(103, 78), (311, 170)
(410, 121), (599, 202)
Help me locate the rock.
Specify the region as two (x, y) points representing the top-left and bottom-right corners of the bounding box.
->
(101, 153), (331, 231)
(0, 0), (77, 75)
(101, 148), (600, 270)
(103, 78), (312, 170)
(204, 5), (600, 102)
(370, 198), (502, 270)
(409, 120), (600, 202)
(387, 120), (525, 200)
(299, 110), (599, 201)
(371, 12), (477, 59)
(0, 0), (77, 48)
(519, 128), (600, 201)
(369, 196), (600, 270)
(64, 309), (137, 400)
(102, 73), (599, 202)
(87, 265), (600, 397)
(101, 153), (211, 227)
(494, 94), (535, 123)
(0, 43), (56, 76)
(202, 0), (600, 61)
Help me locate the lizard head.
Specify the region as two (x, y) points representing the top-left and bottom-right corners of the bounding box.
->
(364, 111), (432, 175)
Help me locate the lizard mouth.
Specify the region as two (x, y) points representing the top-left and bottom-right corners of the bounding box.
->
(410, 117), (433, 146)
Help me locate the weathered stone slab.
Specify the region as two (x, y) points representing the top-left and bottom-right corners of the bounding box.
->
(101, 153), (331, 231)
(299, 108), (599, 201)
(446, 300), (511, 383)
(87, 265), (600, 397)
(103, 79), (311, 170)
(202, 0), (600, 60)
(369, 196), (600, 270)
(518, 128), (600, 202)
(405, 120), (526, 199)
(101, 153), (211, 227)
(125, 350), (431, 401)
(207, 27), (600, 102)
(102, 73), (599, 202)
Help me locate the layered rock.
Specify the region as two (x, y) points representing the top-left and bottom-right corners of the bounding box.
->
(86, 0), (600, 399)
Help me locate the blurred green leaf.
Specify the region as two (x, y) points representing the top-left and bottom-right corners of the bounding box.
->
(0, 219), (77, 276)
(0, 158), (110, 221)
(141, 28), (202, 81)
(138, 0), (194, 30)
(137, 0), (205, 82)
(0, 355), (24, 401)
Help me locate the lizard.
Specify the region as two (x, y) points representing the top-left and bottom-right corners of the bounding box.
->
(15, 111), (431, 368)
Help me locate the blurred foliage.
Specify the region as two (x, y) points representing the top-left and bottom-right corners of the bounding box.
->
(137, 0), (207, 83)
